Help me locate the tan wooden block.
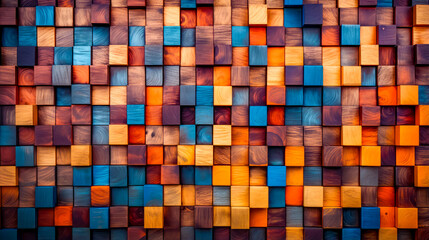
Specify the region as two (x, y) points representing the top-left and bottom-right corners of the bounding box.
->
(231, 186), (249, 207)
(36, 86), (55, 105)
(414, 5), (429, 26)
(267, 67), (284, 86)
(163, 7), (180, 26)
(323, 66), (341, 86)
(322, 47), (341, 66)
(249, 4), (267, 26)
(341, 186), (361, 208)
(144, 207), (163, 228)
(213, 166), (231, 186)
(285, 47), (304, 66)
(181, 185), (195, 206)
(109, 86), (127, 105)
(341, 66), (361, 86)
(338, 0), (358, 8)
(55, 7), (74, 27)
(37, 147), (56, 166)
(0, 166), (18, 186)
(395, 208), (418, 229)
(180, 47), (195, 67)
(164, 185), (181, 206)
(213, 206), (231, 226)
(177, 145), (195, 165)
(213, 125), (232, 146)
(413, 27), (429, 44)
(231, 207), (250, 229)
(379, 228), (397, 240)
(397, 85), (419, 105)
(303, 186), (324, 207)
(360, 26), (377, 45)
(109, 125), (128, 145)
(15, 105), (37, 125)
(285, 146), (304, 166)
(231, 166), (249, 186)
(360, 45), (379, 66)
(214, 6), (232, 25)
(267, 9), (283, 26)
(195, 145), (213, 166)
(249, 186), (268, 208)
(37, 27), (55, 47)
(70, 145), (92, 166)
(360, 146), (381, 166)
(323, 187), (341, 207)
(92, 86), (110, 105)
(109, 45), (128, 65)
(214, 86), (232, 106)
(341, 126), (362, 146)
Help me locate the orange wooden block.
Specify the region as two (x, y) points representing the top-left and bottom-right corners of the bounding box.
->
(417, 105), (429, 125)
(286, 167), (303, 186)
(341, 126), (362, 146)
(91, 186), (110, 207)
(266, 86), (285, 105)
(128, 126), (146, 144)
(395, 208), (418, 229)
(250, 208), (267, 227)
(54, 206), (73, 226)
(360, 146), (381, 166)
(378, 86), (397, 106)
(145, 106), (162, 125)
(414, 5), (429, 26)
(285, 146), (304, 166)
(232, 47), (249, 66)
(164, 47), (181, 65)
(267, 47), (285, 66)
(415, 166), (429, 187)
(396, 147), (415, 166)
(147, 146), (164, 165)
(395, 125), (419, 146)
(249, 28), (266, 45)
(285, 186), (303, 206)
(380, 207), (395, 227)
(146, 87), (163, 106)
(397, 85), (419, 105)
(0, 166), (18, 186)
(212, 166), (231, 186)
(213, 66), (231, 86)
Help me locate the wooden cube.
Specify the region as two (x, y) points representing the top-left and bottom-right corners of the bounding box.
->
(231, 207), (250, 229)
(37, 147), (56, 166)
(177, 145), (195, 165)
(0, 166), (17, 186)
(395, 125), (419, 146)
(360, 146), (381, 166)
(341, 66), (361, 86)
(214, 86), (232, 106)
(360, 26), (377, 45)
(397, 85), (419, 105)
(379, 228), (397, 240)
(213, 125), (232, 146)
(249, 5), (267, 26)
(213, 166), (231, 186)
(303, 186), (323, 207)
(91, 186), (110, 207)
(341, 126), (362, 146)
(37, 27), (55, 47)
(15, 105), (37, 126)
(109, 125), (128, 145)
(414, 5), (429, 26)
(195, 145), (213, 166)
(417, 105), (429, 125)
(415, 166), (429, 187)
(341, 186), (361, 207)
(249, 186), (268, 208)
(144, 207), (163, 228)
(360, 45), (379, 65)
(110, 86), (127, 105)
(231, 186), (249, 207)
(285, 146), (304, 166)
(55, 7), (73, 27)
(285, 47), (304, 66)
(71, 145), (92, 166)
(164, 185), (181, 206)
(395, 208), (418, 229)
(213, 206), (231, 227)
(109, 45), (128, 65)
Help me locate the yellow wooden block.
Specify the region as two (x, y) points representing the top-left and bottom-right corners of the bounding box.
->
(413, 27), (429, 44)
(109, 45), (128, 65)
(395, 125), (419, 146)
(417, 105), (429, 125)
(178, 145), (195, 165)
(181, 185), (195, 206)
(214, 86), (232, 106)
(213, 125), (232, 146)
(109, 125), (128, 145)
(70, 145), (92, 166)
(341, 126), (362, 146)
(395, 208), (418, 229)
(92, 86), (110, 105)
(213, 206), (231, 226)
(285, 146), (304, 166)
(55, 7), (74, 27)
(249, 186), (268, 208)
(303, 186), (323, 207)
(341, 66), (361, 86)
(286, 227), (303, 240)
(360, 45), (379, 66)
(180, 47), (195, 67)
(249, 4), (267, 26)
(195, 145), (213, 166)
(37, 146), (56, 166)
(379, 228), (397, 240)
(0, 166), (18, 186)
(322, 47), (341, 66)
(286, 167), (303, 186)
(164, 185), (181, 206)
(323, 66), (341, 86)
(231, 207), (250, 229)
(360, 146), (381, 166)
(15, 105), (37, 125)
(397, 85), (419, 105)
(231, 166), (249, 186)
(414, 5), (429, 26)
(267, 9), (283, 26)
(163, 7), (180, 26)
(285, 47), (303, 66)
(37, 27), (55, 47)
(341, 186), (361, 207)
(144, 207), (163, 228)
(267, 67), (284, 86)
(213, 166), (231, 186)
(109, 86), (127, 105)
(360, 26), (377, 45)
(415, 166), (429, 187)
(231, 186), (249, 207)
(338, 0), (358, 8)
(323, 187), (341, 207)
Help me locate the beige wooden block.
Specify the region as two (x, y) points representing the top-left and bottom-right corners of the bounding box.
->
(213, 125), (232, 146)
(109, 45), (128, 65)
(144, 207), (163, 228)
(414, 5), (429, 26)
(214, 86), (232, 106)
(15, 105), (37, 125)
(92, 86), (110, 105)
(37, 147), (56, 166)
(303, 186), (324, 207)
(267, 67), (284, 86)
(195, 145), (213, 166)
(37, 27), (55, 47)
(181, 47), (195, 67)
(110, 86), (127, 105)
(163, 7), (180, 26)
(231, 186), (249, 207)
(360, 26), (377, 45)
(231, 207), (250, 229)
(70, 145), (92, 166)
(55, 7), (74, 26)
(285, 47), (304, 66)
(341, 66), (361, 86)
(249, 186), (268, 208)
(178, 145), (195, 165)
(249, 4), (267, 26)
(109, 125), (128, 145)
(360, 45), (379, 66)
(323, 66), (341, 86)
(0, 166), (18, 186)
(413, 27), (429, 44)
(338, 0), (358, 8)
(341, 126), (362, 146)
(341, 186), (361, 207)
(268, 9), (283, 26)
(213, 206), (231, 226)
(214, 6), (232, 25)
(164, 185), (181, 206)
(322, 47), (341, 66)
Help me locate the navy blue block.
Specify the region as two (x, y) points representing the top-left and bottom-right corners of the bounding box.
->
(195, 166), (212, 185)
(129, 26), (145, 46)
(232, 26), (249, 47)
(127, 105), (145, 125)
(361, 207), (380, 229)
(17, 208), (36, 229)
(419, 86), (429, 105)
(111, 187), (128, 206)
(268, 146), (285, 166)
(35, 186), (57, 208)
(195, 229), (212, 240)
(250, 228), (266, 240)
(128, 186), (144, 206)
(17, 46), (36, 67)
(267, 166), (286, 187)
(36, 6), (54, 26)
(304, 66), (323, 86)
(128, 166), (146, 185)
(249, 106), (268, 126)
(361, 67), (376, 86)
(71, 84), (91, 104)
(18, 26), (37, 46)
(143, 185), (163, 206)
(164, 26), (181, 46)
(284, 0), (303, 5)
(90, 207), (109, 229)
(181, 166), (195, 185)
(74, 27), (93, 46)
(2, 27), (17, 47)
(302, 4), (323, 25)
(72, 228), (91, 240)
(181, 0), (196, 8)
(377, 0), (393, 6)
(0, 229), (17, 240)
(181, 28), (195, 47)
(285, 107), (302, 125)
(249, 45), (268, 66)
(73, 167), (92, 186)
(110, 165), (128, 187)
(16, 146), (35, 167)
(93, 26), (110, 46)
(342, 228), (361, 240)
(269, 187), (286, 207)
(145, 45), (163, 65)
(93, 165), (109, 186)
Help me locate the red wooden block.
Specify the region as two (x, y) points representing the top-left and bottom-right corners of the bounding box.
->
(71, 105), (91, 125)
(181, 9), (196, 28)
(129, 207), (144, 226)
(91, 4), (110, 24)
(37, 47), (54, 66)
(18, 127), (35, 145)
(56, 107), (71, 125)
(34, 66), (52, 85)
(360, 106), (380, 126)
(90, 65), (109, 85)
(267, 126), (287, 146)
(322, 26), (340, 46)
(72, 207), (89, 227)
(267, 107), (285, 126)
(110, 105), (127, 124)
(38, 208), (54, 227)
(146, 165), (161, 184)
(0, 66), (16, 85)
(18, 67), (34, 86)
(0, 147), (15, 166)
(129, 47), (145, 66)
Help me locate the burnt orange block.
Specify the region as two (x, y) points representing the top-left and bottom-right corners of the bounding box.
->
(378, 86), (397, 106)
(395, 125), (419, 146)
(380, 207), (395, 227)
(397, 85), (419, 105)
(285, 186), (303, 206)
(146, 87), (163, 106)
(91, 186), (110, 207)
(395, 208), (418, 229)
(415, 166), (429, 187)
(147, 146), (164, 165)
(417, 105), (429, 125)
(54, 206), (73, 226)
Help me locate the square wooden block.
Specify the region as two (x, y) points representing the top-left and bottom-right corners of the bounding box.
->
(109, 45), (128, 65)
(0, 166), (17, 186)
(360, 146), (381, 166)
(395, 125), (419, 146)
(109, 125), (128, 145)
(397, 85), (419, 105)
(213, 125), (232, 146)
(359, 45), (379, 65)
(341, 186), (361, 207)
(341, 126), (362, 146)
(15, 105), (38, 125)
(341, 66), (361, 86)
(303, 186), (324, 207)
(71, 145), (92, 166)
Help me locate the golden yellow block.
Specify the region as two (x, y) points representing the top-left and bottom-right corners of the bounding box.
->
(70, 145), (92, 166)
(231, 186), (249, 207)
(164, 185), (181, 206)
(379, 228), (397, 240)
(231, 166), (249, 186)
(109, 86), (127, 105)
(323, 66), (341, 86)
(303, 186), (324, 207)
(360, 45), (379, 65)
(92, 86), (110, 105)
(395, 208), (418, 229)
(37, 146), (56, 166)
(286, 167), (303, 186)
(360, 146), (381, 166)
(15, 105), (37, 125)
(231, 207), (250, 229)
(417, 105), (429, 125)
(341, 186), (361, 207)
(415, 166), (429, 187)
(213, 166), (231, 186)
(177, 145), (195, 165)
(360, 26), (377, 45)
(338, 0), (358, 8)
(268, 9), (284, 26)
(395, 125), (419, 146)
(397, 85), (419, 105)
(322, 47), (341, 66)
(286, 227), (303, 240)
(414, 5), (429, 26)
(267, 67), (284, 86)
(213, 206), (231, 226)
(249, 4), (267, 26)
(285, 146), (304, 166)
(37, 27), (55, 47)
(181, 185), (195, 206)
(285, 47), (303, 66)
(163, 7), (180, 26)
(0, 166), (17, 186)
(323, 187), (341, 207)
(195, 145), (213, 166)
(249, 186), (268, 208)
(109, 45), (128, 65)
(109, 125), (128, 145)
(214, 86), (232, 106)
(341, 66), (361, 86)
(213, 125), (232, 146)
(144, 207), (163, 228)
(341, 126), (362, 146)
(413, 27), (429, 44)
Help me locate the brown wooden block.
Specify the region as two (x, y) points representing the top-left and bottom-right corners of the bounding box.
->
(0, 7), (16, 25)
(71, 105), (91, 125)
(35, 125), (53, 146)
(34, 66), (52, 85)
(340, 8), (358, 25)
(195, 206), (213, 228)
(110, 206), (128, 228)
(129, 9), (145, 26)
(359, 7), (376, 26)
(111, 7), (128, 26)
(72, 207), (89, 227)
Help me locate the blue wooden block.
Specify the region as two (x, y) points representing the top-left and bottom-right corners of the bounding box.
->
(54, 47), (73, 65)
(302, 4), (323, 25)
(111, 187), (128, 206)
(181, 166), (195, 185)
(0, 229), (17, 240)
(303, 28), (321, 46)
(110, 165), (127, 187)
(181, 227), (195, 240)
(0, 126), (16, 146)
(16, 146), (35, 167)
(92, 165), (109, 186)
(127, 105), (145, 125)
(286, 207), (303, 227)
(286, 87), (304, 106)
(195, 106), (214, 125)
(92, 125), (109, 145)
(2, 27), (17, 47)
(342, 228), (360, 240)
(195, 166), (212, 185)
(181, 0), (196, 8)
(213, 186), (230, 206)
(249, 45), (268, 66)
(361, 67), (376, 86)
(284, 0), (303, 5)
(361, 207), (380, 229)
(323, 87), (341, 106)
(17, 46), (36, 67)
(267, 166), (286, 187)
(129, 166), (146, 185)
(90, 207), (109, 229)
(419, 86), (429, 105)
(56, 87), (71, 106)
(73, 46), (92, 65)
(284, 8), (302, 28)
(92, 230), (109, 239)
(304, 87), (322, 106)
(145, 45), (163, 65)
(110, 67), (128, 86)
(52, 65), (72, 86)
(128, 186), (144, 206)
(232, 26), (249, 47)
(36, 6), (54, 26)
(196, 86), (213, 106)
(58, 187), (74, 205)
(73, 167), (92, 186)
(181, 28), (195, 47)
(93, 26), (110, 46)
(341, 25), (360, 46)
(324, 230), (340, 240)
(377, 0), (392, 6)
(71, 84), (91, 104)
(143, 185), (163, 206)
(304, 66), (323, 86)
(38, 227), (55, 240)
(164, 26), (181, 46)
(269, 187), (286, 207)
(129, 26), (145, 46)
(18, 208), (36, 229)
(250, 228), (266, 240)
(249, 106), (268, 126)
(74, 27), (93, 46)
(285, 107), (302, 125)
(196, 125), (213, 145)
(146, 66), (163, 86)
(92, 106), (110, 125)
(74, 187), (91, 206)
(303, 167), (322, 185)
(268, 147), (285, 166)
(180, 125), (196, 145)
(18, 26), (37, 46)
(164, 66), (180, 85)
(35, 186), (57, 208)
(180, 85), (196, 106)
(72, 228), (91, 240)
(302, 107), (321, 126)
(111, 229), (127, 240)
(233, 87), (249, 106)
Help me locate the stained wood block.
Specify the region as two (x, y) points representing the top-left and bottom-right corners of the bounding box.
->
(213, 206), (231, 227)
(395, 208), (418, 229)
(91, 4), (109, 24)
(377, 25), (396, 45)
(195, 206), (213, 228)
(231, 207), (250, 229)
(322, 207), (342, 229)
(415, 166), (429, 187)
(341, 186), (361, 207)
(359, 45), (379, 66)
(0, 166), (17, 186)
(248, 5), (267, 26)
(109, 45), (128, 65)
(395, 125), (419, 146)
(303, 186), (323, 207)
(70, 145), (92, 166)
(341, 66), (361, 86)
(15, 105), (37, 126)
(341, 126), (362, 146)
(249, 186), (268, 208)
(360, 146), (381, 166)
(109, 125), (128, 145)
(414, 5), (429, 26)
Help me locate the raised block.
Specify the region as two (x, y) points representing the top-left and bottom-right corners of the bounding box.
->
(341, 126), (362, 146)
(0, 166), (17, 186)
(71, 145), (92, 166)
(395, 125), (419, 146)
(15, 105), (37, 125)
